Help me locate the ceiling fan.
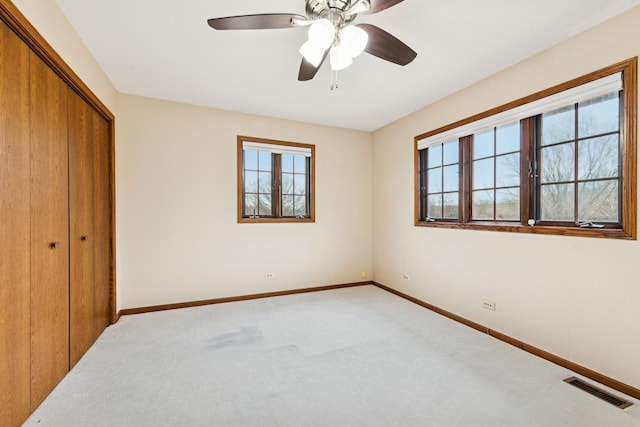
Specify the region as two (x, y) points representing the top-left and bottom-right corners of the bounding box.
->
(207, 0), (417, 82)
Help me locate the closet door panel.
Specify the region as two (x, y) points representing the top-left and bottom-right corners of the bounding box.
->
(93, 113), (111, 334)
(0, 23), (32, 426)
(29, 52), (70, 411)
(68, 88), (96, 367)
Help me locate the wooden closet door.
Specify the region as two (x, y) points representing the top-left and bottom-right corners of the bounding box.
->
(93, 113), (111, 334)
(68, 88), (97, 367)
(0, 22), (32, 426)
(29, 51), (70, 411)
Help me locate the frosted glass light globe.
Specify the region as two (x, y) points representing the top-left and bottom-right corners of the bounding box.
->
(340, 25), (368, 58)
(308, 19), (335, 50)
(330, 44), (353, 71)
(299, 41), (325, 67)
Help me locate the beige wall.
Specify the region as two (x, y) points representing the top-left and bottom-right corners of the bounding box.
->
(12, 0), (373, 313)
(13, 0), (639, 390)
(372, 6), (640, 389)
(117, 94), (373, 309)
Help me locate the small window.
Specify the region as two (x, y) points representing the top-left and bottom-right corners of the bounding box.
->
(238, 136), (315, 223)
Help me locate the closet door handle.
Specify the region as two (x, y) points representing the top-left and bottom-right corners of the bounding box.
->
(81, 235), (89, 241)
(50, 241), (59, 249)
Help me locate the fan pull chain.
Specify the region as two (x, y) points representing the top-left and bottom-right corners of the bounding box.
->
(330, 70), (339, 91)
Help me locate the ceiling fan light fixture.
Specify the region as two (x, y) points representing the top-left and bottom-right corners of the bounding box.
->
(308, 19), (335, 50)
(299, 40), (325, 67)
(340, 25), (368, 57)
(329, 44), (353, 71)
(207, 0), (416, 84)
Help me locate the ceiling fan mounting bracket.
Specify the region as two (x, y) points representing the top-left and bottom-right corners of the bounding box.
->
(305, 0), (357, 25)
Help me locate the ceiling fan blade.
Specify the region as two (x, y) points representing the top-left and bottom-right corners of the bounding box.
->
(208, 14), (307, 30)
(357, 23), (417, 66)
(361, 0), (405, 15)
(298, 52), (329, 81)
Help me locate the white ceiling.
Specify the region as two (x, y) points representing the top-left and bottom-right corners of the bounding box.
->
(54, 0), (640, 131)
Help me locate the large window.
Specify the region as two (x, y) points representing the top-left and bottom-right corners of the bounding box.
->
(414, 58), (637, 239)
(238, 136), (315, 223)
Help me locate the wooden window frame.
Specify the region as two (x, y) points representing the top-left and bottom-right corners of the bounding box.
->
(414, 58), (637, 240)
(237, 136), (315, 224)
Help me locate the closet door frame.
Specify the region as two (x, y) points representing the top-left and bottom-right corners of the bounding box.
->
(0, 0), (117, 323)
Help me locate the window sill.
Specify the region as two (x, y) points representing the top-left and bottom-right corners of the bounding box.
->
(414, 220), (635, 240)
(239, 217), (315, 224)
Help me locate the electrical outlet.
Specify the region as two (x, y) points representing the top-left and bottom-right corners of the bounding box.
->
(265, 273), (275, 279)
(361, 269), (367, 279)
(482, 299), (496, 311)
(402, 274), (410, 280)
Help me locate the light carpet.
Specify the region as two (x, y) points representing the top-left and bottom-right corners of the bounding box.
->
(24, 285), (640, 426)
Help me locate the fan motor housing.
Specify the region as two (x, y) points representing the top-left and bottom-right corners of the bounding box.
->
(306, 0), (358, 24)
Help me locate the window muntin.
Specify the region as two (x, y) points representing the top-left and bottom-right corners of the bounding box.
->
(238, 137), (315, 223)
(414, 58), (637, 239)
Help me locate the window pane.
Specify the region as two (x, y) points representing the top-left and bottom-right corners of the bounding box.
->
(282, 195), (294, 216)
(472, 190), (494, 220)
(245, 194), (258, 217)
(258, 151), (272, 171)
(244, 150), (258, 170)
(473, 158), (494, 190)
(294, 196), (307, 217)
(496, 153), (520, 188)
(282, 154), (294, 173)
(578, 135), (619, 180)
(496, 188), (520, 220)
(496, 123), (520, 154)
(428, 145), (442, 168)
(294, 173), (306, 195)
(578, 93), (619, 138)
(258, 194), (272, 216)
(540, 143), (575, 184)
(540, 184), (574, 221)
(282, 173), (294, 195)
(427, 194), (443, 218)
(473, 129), (494, 159)
(442, 165), (459, 193)
(542, 105), (575, 145)
(578, 180), (619, 222)
(258, 172), (272, 193)
(428, 168), (442, 193)
(443, 140), (459, 165)
(443, 193), (459, 219)
(294, 155), (306, 173)
(244, 171), (258, 193)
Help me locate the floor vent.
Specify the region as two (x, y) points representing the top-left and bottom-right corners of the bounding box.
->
(564, 377), (633, 409)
